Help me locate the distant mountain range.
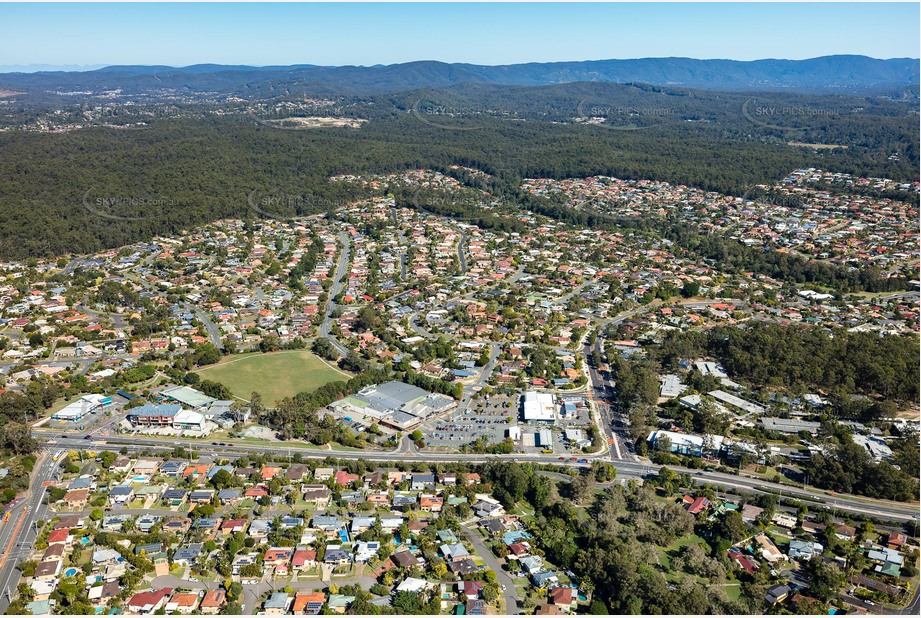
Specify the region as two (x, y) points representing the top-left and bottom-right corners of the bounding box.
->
(1, 55), (917, 96)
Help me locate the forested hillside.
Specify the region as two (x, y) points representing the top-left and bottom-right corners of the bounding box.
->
(1, 82), (917, 261)
(1, 55), (917, 95)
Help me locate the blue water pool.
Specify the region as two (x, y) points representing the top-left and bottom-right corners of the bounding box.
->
(64, 568), (78, 577)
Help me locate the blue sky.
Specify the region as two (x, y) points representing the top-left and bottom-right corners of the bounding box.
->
(1, 3), (918, 70)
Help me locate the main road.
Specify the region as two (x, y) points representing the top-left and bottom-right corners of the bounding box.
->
(0, 453), (58, 614)
(42, 435), (920, 523)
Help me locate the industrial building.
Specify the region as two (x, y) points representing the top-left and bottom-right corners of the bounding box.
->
(647, 429), (725, 457)
(51, 394), (112, 422)
(536, 428), (553, 449)
(329, 381), (456, 431)
(521, 391), (556, 423)
(160, 385), (217, 410)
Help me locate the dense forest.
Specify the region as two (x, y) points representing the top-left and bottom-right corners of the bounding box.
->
(1, 77), (917, 260)
(805, 426), (919, 502)
(656, 323), (919, 405)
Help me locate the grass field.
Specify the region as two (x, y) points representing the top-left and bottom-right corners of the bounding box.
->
(194, 350), (352, 405)
(656, 533), (707, 571)
(723, 583), (742, 602)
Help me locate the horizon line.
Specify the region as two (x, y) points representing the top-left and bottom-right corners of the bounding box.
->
(3, 53), (920, 74)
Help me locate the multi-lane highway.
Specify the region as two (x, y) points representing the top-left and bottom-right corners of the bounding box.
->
(0, 453), (58, 614)
(42, 434), (920, 523)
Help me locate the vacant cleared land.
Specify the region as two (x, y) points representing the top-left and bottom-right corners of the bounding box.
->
(787, 141), (847, 150)
(194, 350), (351, 404)
(263, 116), (368, 129)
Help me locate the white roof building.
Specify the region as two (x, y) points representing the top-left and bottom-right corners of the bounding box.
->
(647, 430), (725, 456)
(522, 391), (556, 423)
(173, 410), (205, 430)
(659, 375), (687, 399)
(395, 577), (430, 594)
(707, 390), (766, 416)
(51, 394), (109, 421)
(694, 361), (728, 378)
(852, 434), (893, 462)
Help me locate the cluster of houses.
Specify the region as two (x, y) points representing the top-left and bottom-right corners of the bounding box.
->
(2, 162), (913, 441)
(31, 453), (529, 614)
(675, 491), (916, 611)
(522, 170), (919, 276)
(20, 447), (611, 616)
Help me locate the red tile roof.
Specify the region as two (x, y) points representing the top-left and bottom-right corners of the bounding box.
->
(201, 590), (225, 609)
(550, 587), (574, 605)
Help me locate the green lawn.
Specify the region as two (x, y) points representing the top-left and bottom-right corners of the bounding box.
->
(194, 350), (352, 405)
(723, 584), (742, 602)
(657, 533), (707, 571)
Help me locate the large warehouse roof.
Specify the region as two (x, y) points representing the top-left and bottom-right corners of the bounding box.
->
(761, 417), (821, 434)
(330, 381), (457, 431)
(161, 385), (217, 409)
(522, 391), (556, 422)
(356, 381), (430, 412)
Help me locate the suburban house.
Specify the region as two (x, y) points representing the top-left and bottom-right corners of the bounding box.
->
(165, 592), (200, 614)
(292, 592), (325, 615)
(199, 590), (226, 615)
(127, 588), (173, 614)
(263, 592), (292, 615)
(63, 489), (89, 510)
